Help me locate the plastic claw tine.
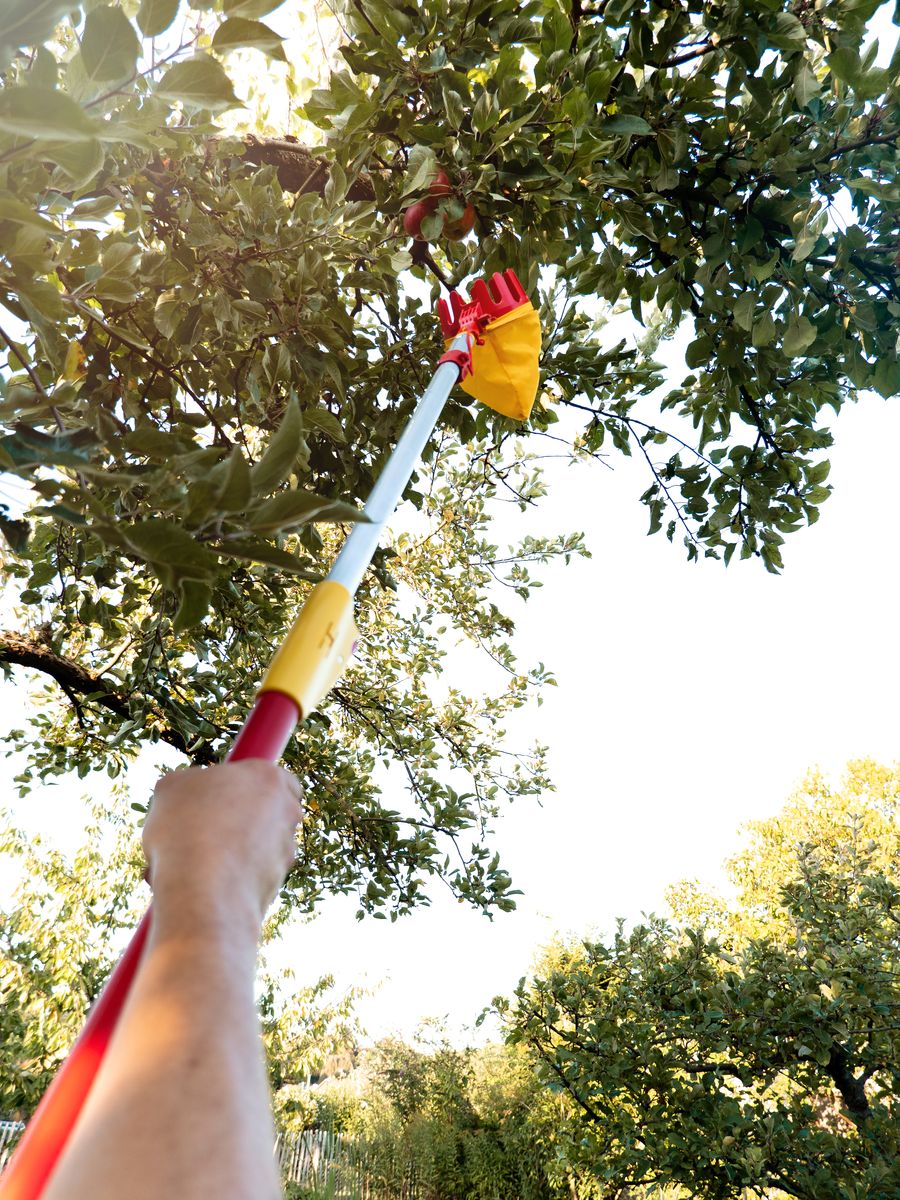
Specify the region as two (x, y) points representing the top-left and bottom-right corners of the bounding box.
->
(438, 291), (466, 337)
(439, 269), (529, 337)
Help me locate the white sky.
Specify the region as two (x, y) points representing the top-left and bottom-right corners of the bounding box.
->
(2, 3), (899, 1049)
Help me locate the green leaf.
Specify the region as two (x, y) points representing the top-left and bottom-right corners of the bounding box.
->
(99, 322), (151, 352)
(212, 446), (253, 512)
(0, 0), (71, 64)
(793, 63), (820, 108)
(770, 12), (806, 47)
(752, 312), (776, 347)
(563, 87), (590, 130)
(215, 537), (320, 576)
(402, 144), (438, 197)
(854, 66), (889, 101)
(247, 490), (363, 532)
(685, 336), (711, 369)
(41, 138), (106, 187)
(121, 519), (220, 580)
(732, 292), (755, 332)
(173, 579), (212, 631)
(792, 233), (818, 263)
(137, 0), (180, 38)
(420, 210), (443, 240)
(81, 6), (141, 82)
(808, 459), (830, 485)
(0, 426), (95, 469)
(153, 293), (181, 339)
(748, 251), (779, 282)
(783, 315), (817, 357)
(0, 194), (63, 235)
(442, 87), (466, 129)
(599, 114), (652, 137)
(212, 17), (286, 61)
(827, 48), (861, 85)
(0, 86), (98, 141)
(223, 0), (285, 15)
(156, 55), (241, 111)
(251, 396), (303, 494)
(305, 408), (346, 443)
(0, 513), (30, 553)
(29, 45), (58, 87)
(471, 90), (499, 133)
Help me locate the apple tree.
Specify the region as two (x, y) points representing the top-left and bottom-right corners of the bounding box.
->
(0, 0), (898, 917)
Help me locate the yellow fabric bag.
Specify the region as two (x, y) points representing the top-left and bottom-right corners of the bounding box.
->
(453, 301), (542, 421)
(439, 270), (542, 421)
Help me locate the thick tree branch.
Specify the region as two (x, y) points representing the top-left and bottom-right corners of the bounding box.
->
(0, 630), (216, 765)
(241, 136), (377, 200)
(826, 1044), (870, 1119)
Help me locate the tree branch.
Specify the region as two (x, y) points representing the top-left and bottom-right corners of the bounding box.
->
(241, 136), (377, 200)
(826, 1043), (870, 1119)
(649, 36), (742, 70)
(0, 630), (216, 765)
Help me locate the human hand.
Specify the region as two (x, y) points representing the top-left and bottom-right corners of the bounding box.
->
(143, 760), (303, 933)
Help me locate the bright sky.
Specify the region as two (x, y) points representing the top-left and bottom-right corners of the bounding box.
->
(2, 3), (899, 1050)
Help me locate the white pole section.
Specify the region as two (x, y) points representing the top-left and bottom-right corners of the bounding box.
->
(326, 333), (469, 596)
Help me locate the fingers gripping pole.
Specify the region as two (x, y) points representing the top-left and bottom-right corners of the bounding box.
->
(0, 345), (468, 1200)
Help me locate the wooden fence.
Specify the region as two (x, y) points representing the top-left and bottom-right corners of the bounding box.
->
(276, 1127), (418, 1200)
(0, 1121), (24, 1172)
(0, 1121), (414, 1200)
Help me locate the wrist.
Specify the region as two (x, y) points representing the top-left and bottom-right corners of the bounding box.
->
(149, 870), (265, 948)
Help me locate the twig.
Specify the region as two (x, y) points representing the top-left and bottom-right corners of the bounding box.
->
(65, 295), (232, 446)
(0, 323), (65, 432)
(630, 424), (699, 547)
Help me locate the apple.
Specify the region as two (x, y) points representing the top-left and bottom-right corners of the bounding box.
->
(428, 167), (452, 198)
(442, 201), (476, 240)
(403, 196), (437, 239)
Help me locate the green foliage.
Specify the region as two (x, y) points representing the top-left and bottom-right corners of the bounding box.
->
(0, 804), (366, 1120)
(0, 0), (898, 918)
(351, 1034), (563, 1200)
(504, 760), (900, 1200)
(261, 968), (362, 1093)
(0, 798), (145, 1115)
(324, 0), (900, 571)
(0, 1), (579, 920)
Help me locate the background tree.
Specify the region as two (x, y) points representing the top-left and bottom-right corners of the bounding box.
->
(0, 797), (145, 1117)
(261, 968), (362, 1093)
(0, 803), (365, 1120)
(309, 1031), (562, 1200)
(0, 0), (897, 917)
(503, 759), (900, 1200)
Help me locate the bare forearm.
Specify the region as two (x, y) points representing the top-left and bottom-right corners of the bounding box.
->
(44, 911), (281, 1200)
(41, 761), (301, 1200)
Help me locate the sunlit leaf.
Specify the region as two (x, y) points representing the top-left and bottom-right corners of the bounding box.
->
(156, 55), (241, 111)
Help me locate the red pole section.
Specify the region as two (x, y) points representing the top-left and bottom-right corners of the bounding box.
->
(0, 914), (151, 1200)
(227, 691), (301, 763)
(0, 691), (300, 1200)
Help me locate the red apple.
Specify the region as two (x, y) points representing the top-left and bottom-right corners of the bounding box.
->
(442, 202), (476, 240)
(428, 167), (452, 197)
(403, 196), (437, 239)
